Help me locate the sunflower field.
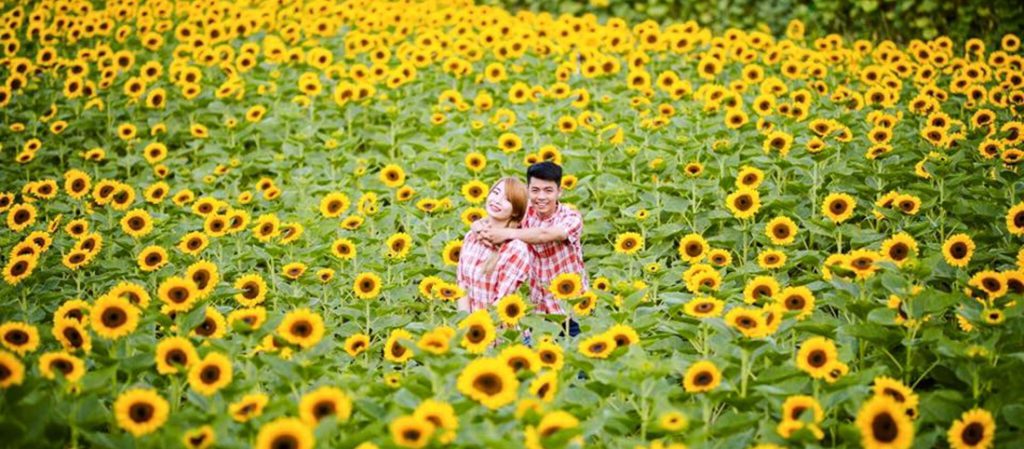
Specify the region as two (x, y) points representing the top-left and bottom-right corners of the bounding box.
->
(2, 0), (1024, 448)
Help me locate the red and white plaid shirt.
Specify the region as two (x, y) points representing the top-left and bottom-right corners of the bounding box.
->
(523, 203), (588, 314)
(456, 230), (532, 312)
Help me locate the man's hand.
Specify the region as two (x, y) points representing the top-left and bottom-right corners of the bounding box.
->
(479, 225), (512, 246)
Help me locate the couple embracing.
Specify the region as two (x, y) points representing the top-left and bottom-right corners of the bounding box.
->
(455, 162), (587, 338)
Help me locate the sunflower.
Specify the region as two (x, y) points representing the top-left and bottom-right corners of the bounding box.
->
(0, 321), (40, 355)
(229, 393), (269, 423)
(856, 396), (914, 449)
(299, 386), (352, 427)
(385, 329), (415, 363)
(757, 249), (787, 269)
(227, 307), (267, 332)
(796, 337), (838, 379)
(968, 270), (1007, 300)
(872, 376), (919, 419)
(442, 240), (462, 266)
(614, 232), (644, 255)
(90, 295), (140, 340)
(158, 276), (200, 313)
(1006, 202), (1024, 235)
(765, 216), (798, 245)
(725, 188), (761, 219)
(7, 203), (37, 232)
(498, 132), (522, 153)
(742, 275), (779, 304)
(114, 388), (170, 436)
(192, 307), (227, 339)
(821, 193), (856, 223)
(353, 272), (382, 299)
(880, 233), (919, 267)
(682, 360), (721, 393)
(277, 308), (325, 349)
(255, 417), (314, 449)
(0, 350), (25, 388)
(683, 296), (725, 318)
(780, 394), (824, 426)
(725, 306), (766, 338)
(942, 233), (975, 268)
(775, 286), (815, 320)
(549, 273), (583, 300)
(386, 233), (413, 259)
(414, 399), (459, 444)
(281, 262), (307, 280)
(390, 415), (435, 449)
(155, 336), (198, 375)
(678, 233), (708, 262)
(736, 165), (765, 189)
(605, 324), (640, 348)
(186, 261), (219, 299)
(52, 318), (91, 353)
(459, 310), (497, 354)
(330, 237), (357, 260)
(536, 341), (565, 370)
(434, 282), (465, 302)
(319, 192), (350, 217)
(344, 333), (371, 357)
(182, 425), (215, 449)
(3, 254), (37, 285)
(456, 356), (519, 409)
(525, 410), (581, 449)
(417, 327), (453, 355)
(573, 334), (610, 360)
(137, 245), (169, 272)
(38, 351), (86, 382)
(252, 214), (281, 241)
(947, 408), (995, 449)
(233, 274), (267, 306)
(650, 410), (687, 434)
(188, 352), (233, 396)
(573, 291), (598, 316)
(55, 299), (90, 324)
(64, 169), (92, 199)
(461, 180), (488, 204)
(497, 294), (528, 326)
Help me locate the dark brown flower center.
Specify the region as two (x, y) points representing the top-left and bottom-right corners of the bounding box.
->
(290, 320), (312, 337)
(101, 307), (127, 327)
(871, 412), (899, 442)
(129, 402), (154, 423)
(200, 365), (220, 383)
(807, 349), (828, 368)
(473, 373), (503, 395)
(270, 435), (298, 449)
(694, 371), (713, 386)
(961, 422), (985, 445)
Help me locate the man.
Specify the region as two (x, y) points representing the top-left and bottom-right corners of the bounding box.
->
(474, 161), (587, 337)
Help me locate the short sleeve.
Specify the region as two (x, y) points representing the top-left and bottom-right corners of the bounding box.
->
(557, 209), (583, 244)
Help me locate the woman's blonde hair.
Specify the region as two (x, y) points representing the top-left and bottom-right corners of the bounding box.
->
(482, 177), (528, 276)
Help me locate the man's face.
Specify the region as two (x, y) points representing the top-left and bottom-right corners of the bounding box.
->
(528, 177), (560, 216)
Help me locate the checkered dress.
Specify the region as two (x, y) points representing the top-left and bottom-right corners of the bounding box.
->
(456, 230), (533, 312)
(522, 203), (588, 314)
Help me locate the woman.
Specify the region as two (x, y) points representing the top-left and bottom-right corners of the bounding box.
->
(456, 177), (532, 312)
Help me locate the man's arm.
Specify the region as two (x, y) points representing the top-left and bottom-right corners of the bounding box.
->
(481, 225), (568, 245)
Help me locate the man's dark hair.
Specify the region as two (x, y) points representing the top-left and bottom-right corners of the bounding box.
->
(527, 161), (562, 187)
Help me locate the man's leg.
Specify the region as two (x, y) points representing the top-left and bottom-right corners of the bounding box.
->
(558, 316), (581, 338)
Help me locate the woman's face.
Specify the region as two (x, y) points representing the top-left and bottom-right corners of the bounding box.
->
(486, 181), (514, 220)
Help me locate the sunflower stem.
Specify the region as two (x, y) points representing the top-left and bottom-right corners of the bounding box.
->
(739, 347), (750, 399)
